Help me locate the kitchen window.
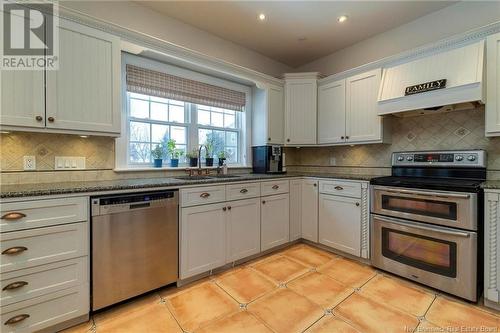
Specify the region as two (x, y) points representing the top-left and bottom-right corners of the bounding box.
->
(116, 53), (251, 169)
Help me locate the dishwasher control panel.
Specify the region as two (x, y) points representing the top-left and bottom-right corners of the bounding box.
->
(91, 191), (177, 216)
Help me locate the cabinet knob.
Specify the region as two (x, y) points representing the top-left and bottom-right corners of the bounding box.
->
(334, 186), (344, 191)
(262, 200), (266, 204)
(345, 136), (349, 140)
(356, 202), (360, 206)
(227, 206), (231, 210)
(341, 136), (345, 140)
(47, 117), (55, 122)
(223, 207), (227, 211)
(3, 281), (28, 291)
(1, 212), (26, 220)
(272, 185), (279, 190)
(35, 116), (43, 122)
(286, 139), (290, 142)
(268, 137), (271, 141)
(313, 183), (317, 187)
(240, 189), (248, 194)
(200, 192), (210, 198)
(4, 314), (30, 326)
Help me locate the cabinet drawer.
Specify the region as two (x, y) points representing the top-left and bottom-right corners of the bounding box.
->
(1, 257), (87, 306)
(1, 284), (88, 333)
(319, 180), (361, 198)
(0, 197), (88, 233)
(180, 186), (226, 207)
(0, 223), (88, 273)
(226, 183), (260, 201)
(261, 180), (289, 196)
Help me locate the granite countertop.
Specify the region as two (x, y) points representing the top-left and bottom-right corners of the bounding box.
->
(0, 172), (379, 198)
(482, 180), (500, 190)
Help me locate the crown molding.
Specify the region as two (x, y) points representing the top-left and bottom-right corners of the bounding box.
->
(319, 21), (500, 85)
(55, 4), (284, 87)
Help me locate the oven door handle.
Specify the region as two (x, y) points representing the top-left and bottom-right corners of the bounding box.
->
(374, 215), (471, 238)
(374, 187), (471, 199)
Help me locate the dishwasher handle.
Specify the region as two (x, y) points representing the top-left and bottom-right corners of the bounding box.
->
(92, 191), (178, 216)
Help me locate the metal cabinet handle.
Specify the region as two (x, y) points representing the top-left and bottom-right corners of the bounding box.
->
(262, 200), (266, 204)
(313, 183), (317, 187)
(35, 116), (43, 122)
(3, 281), (28, 291)
(345, 136), (349, 139)
(47, 117), (55, 122)
(200, 192), (210, 198)
(240, 189), (248, 194)
(268, 137), (271, 141)
(1, 212), (26, 220)
(2, 247), (28, 255)
(286, 139), (290, 142)
(4, 314), (29, 325)
(227, 206), (231, 210)
(223, 207), (227, 211)
(341, 136), (345, 140)
(356, 202), (360, 206)
(272, 185), (279, 190)
(334, 186), (344, 190)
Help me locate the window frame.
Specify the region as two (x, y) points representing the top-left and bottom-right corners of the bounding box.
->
(116, 53), (252, 170)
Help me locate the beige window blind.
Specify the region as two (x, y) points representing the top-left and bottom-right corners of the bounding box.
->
(126, 64), (246, 112)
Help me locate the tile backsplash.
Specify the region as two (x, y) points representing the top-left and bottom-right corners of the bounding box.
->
(0, 132), (115, 171)
(285, 107), (500, 175)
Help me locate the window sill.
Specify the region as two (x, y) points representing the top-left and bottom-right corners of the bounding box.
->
(113, 165), (251, 172)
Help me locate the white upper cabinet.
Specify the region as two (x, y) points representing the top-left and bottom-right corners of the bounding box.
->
(487, 33), (500, 136)
(284, 73), (319, 145)
(346, 69), (384, 143)
(46, 18), (121, 135)
(252, 84), (284, 145)
(317, 69), (387, 145)
(318, 79), (346, 144)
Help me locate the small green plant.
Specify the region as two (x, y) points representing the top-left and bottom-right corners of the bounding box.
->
(186, 149), (198, 159)
(172, 149), (184, 159)
(217, 150), (226, 159)
(205, 141), (214, 158)
(151, 144), (165, 160)
(166, 139), (184, 159)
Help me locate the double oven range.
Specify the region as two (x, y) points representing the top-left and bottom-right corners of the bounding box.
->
(370, 150), (486, 301)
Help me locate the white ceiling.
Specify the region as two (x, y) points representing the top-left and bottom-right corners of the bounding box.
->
(137, 1), (457, 68)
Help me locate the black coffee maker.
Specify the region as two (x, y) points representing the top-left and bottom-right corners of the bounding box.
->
(252, 145), (285, 174)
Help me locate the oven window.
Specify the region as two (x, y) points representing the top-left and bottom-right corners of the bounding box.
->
(382, 227), (457, 277)
(381, 195), (457, 220)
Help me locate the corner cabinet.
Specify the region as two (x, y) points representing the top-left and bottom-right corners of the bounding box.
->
(284, 73), (319, 145)
(484, 190), (500, 310)
(252, 83), (285, 146)
(487, 32), (500, 136)
(317, 69), (389, 145)
(0, 17), (121, 136)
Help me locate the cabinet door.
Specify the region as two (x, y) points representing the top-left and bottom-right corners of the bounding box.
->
(285, 79), (317, 145)
(289, 180), (302, 241)
(180, 203), (226, 279)
(345, 69), (382, 143)
(46, 18), (120, 134)
(0, 70), (45, 128)
(487, 32), (500, 136)
(301, 180), (318, 243)
(268, 84), (284, 144)
(318, 79), (346, 144)
(226, 198), (261, 262)
(319, 194), (361, 257)
(261, 194), (289, 251)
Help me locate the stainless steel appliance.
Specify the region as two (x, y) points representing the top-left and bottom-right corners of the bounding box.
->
(370, 150), (486, 301)
(252, 145), (285, 174)
(91, 191), (178, 310)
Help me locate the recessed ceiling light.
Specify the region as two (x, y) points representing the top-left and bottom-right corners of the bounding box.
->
(337, 15), (348, 23)
(258, 13), (266, 21)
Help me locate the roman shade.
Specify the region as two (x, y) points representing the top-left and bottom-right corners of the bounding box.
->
(126, 64), (246, 111)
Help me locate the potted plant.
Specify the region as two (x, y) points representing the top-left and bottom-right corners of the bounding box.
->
(205, 142), (214, 167)
(217, 150), (226, 166)
(151, 144), (165, 168)
(186, 149), (199, 167)
(167, 139), (184, 167)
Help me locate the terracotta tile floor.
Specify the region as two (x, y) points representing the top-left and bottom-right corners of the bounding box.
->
(62, 244), (500, 333)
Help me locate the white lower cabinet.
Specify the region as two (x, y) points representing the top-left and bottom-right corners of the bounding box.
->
(180, 203), (227, 279)
(261, 194), (290, 251)
(319, 194), (361, 257)
(301, 180), (319, 243)
(226, 198), (261, 262)
(289, 180), (302, 241)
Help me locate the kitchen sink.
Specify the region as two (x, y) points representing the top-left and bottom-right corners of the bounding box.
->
(210, 175), (241, 178)
(173, 176), (213, 181)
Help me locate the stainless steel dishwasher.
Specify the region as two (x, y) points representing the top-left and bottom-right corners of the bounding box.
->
(91, 190), (178, 310)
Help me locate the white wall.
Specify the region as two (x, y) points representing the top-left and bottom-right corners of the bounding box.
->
(298, 1), (500, 75)
(60, 1), (292, 77)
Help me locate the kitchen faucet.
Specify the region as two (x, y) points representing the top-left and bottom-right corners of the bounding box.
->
(198, 144), (207, 170)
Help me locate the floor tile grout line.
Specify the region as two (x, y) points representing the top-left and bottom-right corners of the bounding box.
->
(159, 299), (185, 333)
(300, 314), (325, 333)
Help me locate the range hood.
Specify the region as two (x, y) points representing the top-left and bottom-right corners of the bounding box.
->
(378, 40), (484, 116)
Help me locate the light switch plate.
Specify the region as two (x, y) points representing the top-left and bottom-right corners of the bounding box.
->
(55, 156), (86, 170)
(23, 156), (36, 170)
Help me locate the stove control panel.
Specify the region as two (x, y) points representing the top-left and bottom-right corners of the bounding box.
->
(392, 150), (486, 168)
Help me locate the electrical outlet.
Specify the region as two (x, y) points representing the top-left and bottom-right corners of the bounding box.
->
(23, 156), (36, 170)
